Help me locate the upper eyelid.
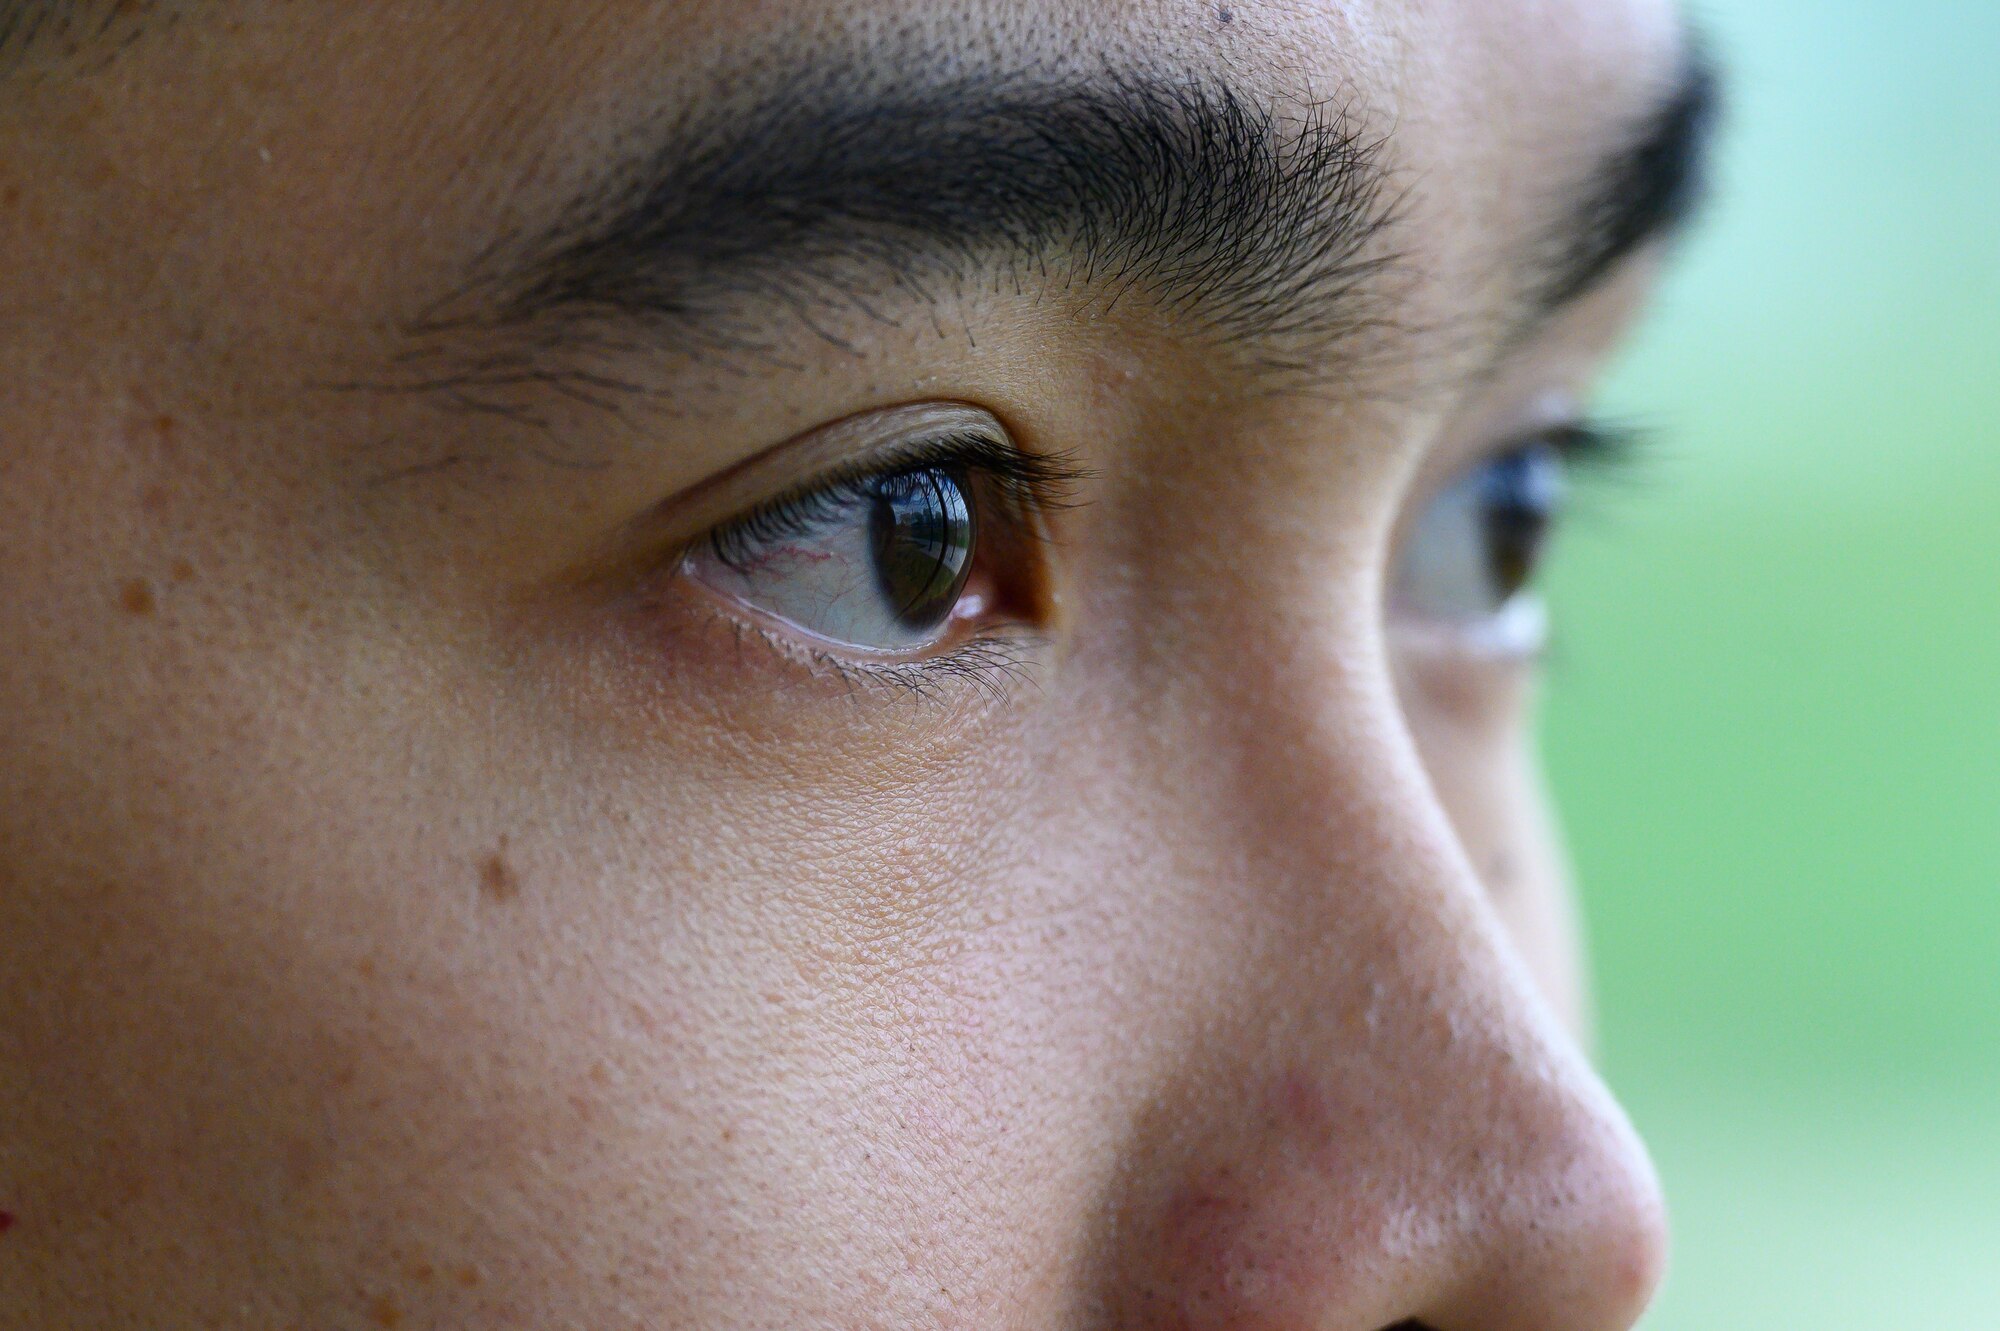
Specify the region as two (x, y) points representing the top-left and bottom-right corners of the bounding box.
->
(635, 402), (1052, 540)
(1416, 413), (1636, 498)
(1387, 412), (1632, 554)
(556, 402), (1027, 586)
(708, 430), (1090, 554)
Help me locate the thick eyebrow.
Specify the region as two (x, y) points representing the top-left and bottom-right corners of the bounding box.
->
(436, 66), (1397, 377)
(1530, 43), (1721, 320)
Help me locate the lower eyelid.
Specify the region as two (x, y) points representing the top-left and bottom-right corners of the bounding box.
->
(666, 569), (1048, 707)
(1388, 595), (1550, 662)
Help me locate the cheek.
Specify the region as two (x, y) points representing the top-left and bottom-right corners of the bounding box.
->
(0, 671), (1102, 1326)
(1391, 647), (1588, 1033)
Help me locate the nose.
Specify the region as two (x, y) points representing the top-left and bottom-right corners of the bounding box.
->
(1096, 670), (1668, 1331)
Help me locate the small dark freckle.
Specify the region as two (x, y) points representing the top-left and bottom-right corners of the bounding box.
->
(356, 957), (377, 979)
(0, 1209), (15, 1234)
(407, 1261), (435, 1283)
(720, 1127), (735, 1143)
(140, 484), (169, 512)
(453, 1265), (481, 1288)
(154, 413), (175, 438)
(368, 1294), (403, 1327)
(119, 578), (155, 616)
(479, 850), (520, 902)
(588, 1061), (612, 1086)
(0, 184), (19, 208)
(168, 558), (195, 582)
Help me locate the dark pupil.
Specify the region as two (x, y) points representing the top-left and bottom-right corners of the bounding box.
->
(1479, 443), (1564, 603)
(867, 467), (976, 631)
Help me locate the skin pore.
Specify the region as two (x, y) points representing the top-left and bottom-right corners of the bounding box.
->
(0, 2), (1713, 1327)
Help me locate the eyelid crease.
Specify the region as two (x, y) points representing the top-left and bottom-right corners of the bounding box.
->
(655, 401), (1083, 536)
(559, 401), (1087, 589)
(704, 428), (1087, 573)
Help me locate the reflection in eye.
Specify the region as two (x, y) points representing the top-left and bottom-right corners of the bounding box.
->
(682, 432), (1076, 658)
(1392, 423), (1622, 646)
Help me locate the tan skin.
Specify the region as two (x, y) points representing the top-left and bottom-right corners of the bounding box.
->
(0, 1), (1693, 1326)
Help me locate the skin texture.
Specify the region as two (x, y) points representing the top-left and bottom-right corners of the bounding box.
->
(0, 1), (1688, 1327)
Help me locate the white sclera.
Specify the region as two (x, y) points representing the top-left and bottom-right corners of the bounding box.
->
(1392, 443), (1565, 652)
(684, 474), (972, 654)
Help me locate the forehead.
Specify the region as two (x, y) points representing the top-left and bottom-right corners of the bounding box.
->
(382, 0), (1688, 212)
(2, 0), (1693, 405)
(108, 0), (1688, 214)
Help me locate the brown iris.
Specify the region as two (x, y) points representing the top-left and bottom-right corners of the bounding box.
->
(1477, 441), (1564, 606)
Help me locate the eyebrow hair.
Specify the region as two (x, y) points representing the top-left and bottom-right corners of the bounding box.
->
(0, 0), (175, 79)
(408, 41), (1717, 420)
(434, 65), (1399, 380)
(1531, 42), (1721, 320)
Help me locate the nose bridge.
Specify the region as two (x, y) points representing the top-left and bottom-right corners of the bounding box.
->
(1097, 654), (1666, 1331)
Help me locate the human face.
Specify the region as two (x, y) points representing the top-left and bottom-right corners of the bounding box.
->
(0, 1), (1712, 1326)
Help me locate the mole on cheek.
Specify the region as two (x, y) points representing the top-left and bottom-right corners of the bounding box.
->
(478, 847), (520, 903)
(0, 1209), (16, 1235)
(117, 578), (155, 616)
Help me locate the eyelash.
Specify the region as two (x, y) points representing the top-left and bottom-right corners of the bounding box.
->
(775, 634), (1046, 704)
(694, 431), (1088, 701)
(706, 430), (1085, 571)
(1545, 417), (1648, 475)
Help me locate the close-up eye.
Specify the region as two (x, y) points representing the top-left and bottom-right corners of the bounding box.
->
(679, 420), (1077, 667)
(1390, 423), (1620, 651)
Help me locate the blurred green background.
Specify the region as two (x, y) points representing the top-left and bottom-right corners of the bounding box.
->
(1542, 0), (2000, 1323)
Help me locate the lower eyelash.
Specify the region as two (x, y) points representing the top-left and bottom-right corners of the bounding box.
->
(820, 636), (1044, 705)
(714, 605), (1043, 708)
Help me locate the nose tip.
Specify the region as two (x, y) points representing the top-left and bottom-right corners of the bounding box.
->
(1109, 1024), (1669, 1331)
(1423, 1077), (1669, 1331)
(1390, 1055), (1672, 1331)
